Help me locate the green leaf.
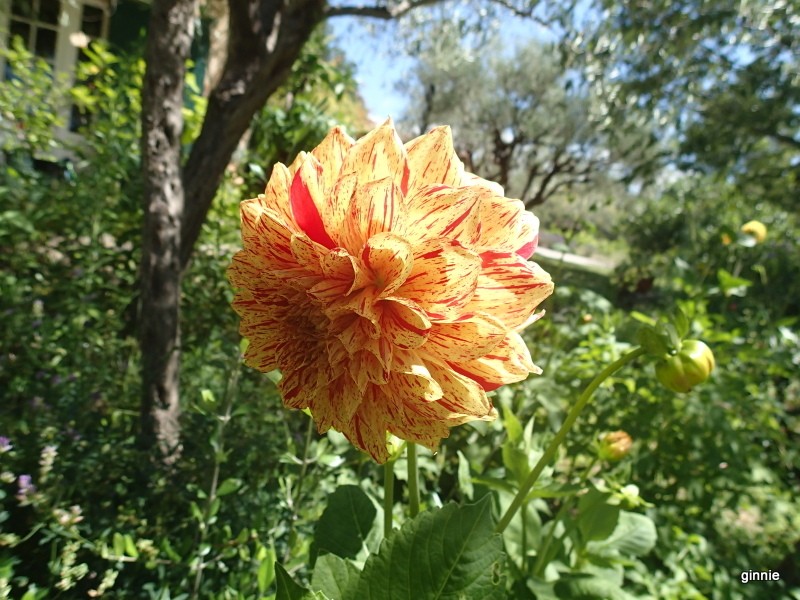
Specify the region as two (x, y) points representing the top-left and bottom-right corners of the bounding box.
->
(457, 450), (474, 501)
(500, 400), (524, 443)
(311, 554), (360, 599)
(586, 511), (657, 558)
(258, 557), (275, 593)
(553, 573), (633, 600)
(717, 268), (752, 297)
(216, 478), (242, 497)
(112, 532), (125, 557)
(124, 534), (139, 558)
(635, 324), (669, 357)
(672, 307), (689, 339)
(275, 562), (318, 600)
(312, 485), (376, 562)
(577, 490), (620, 544)
(502, 441), (529, 485)
(356, 496), (505, 599)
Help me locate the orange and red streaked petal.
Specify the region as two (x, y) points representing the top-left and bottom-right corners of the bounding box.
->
(309, 126), (355, 195)
(448, 331), (539, 392)
(422, 313), (507, 363)
(426, 360), (493, 417)
(310, 373), (362, 433)
(396, 238), (481, 320)
(464, 251), (554, 329)
(384, 357), (443, 402)
(340, 177), (405, 253)
(340, 118), (407, 189)
(240, 204), (295, 268)
(515, 211), (540, 259)
(361, 232), (414, 296)
(259, 163), (295, 227)
(380, 297), (431, 350)
(474, 196), (538, 256)
(403, 183), (484, 247)
(404, 126), (463, 194)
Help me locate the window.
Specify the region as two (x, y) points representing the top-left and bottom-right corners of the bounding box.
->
(1, 0), (110, 139)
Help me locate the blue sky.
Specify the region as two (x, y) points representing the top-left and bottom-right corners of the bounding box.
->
(328, 12), (553, 123)
(328, 17), (413, 122)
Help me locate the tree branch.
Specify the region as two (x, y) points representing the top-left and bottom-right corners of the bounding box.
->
(323, 0), (441, 19)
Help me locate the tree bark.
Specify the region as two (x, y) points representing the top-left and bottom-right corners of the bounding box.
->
(139, 0), (198, 458)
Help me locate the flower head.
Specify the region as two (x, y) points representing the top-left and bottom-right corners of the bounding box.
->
(228, 120), (554, 462)
(740, 220), (767, 243)
(16, 474), (36, 505)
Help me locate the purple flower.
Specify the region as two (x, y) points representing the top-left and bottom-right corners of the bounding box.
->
(16, 474), (36, 503)
(0, 437), (11, 453)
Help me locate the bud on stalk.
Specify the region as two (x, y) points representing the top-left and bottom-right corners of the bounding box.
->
(655, 340), (715, 393)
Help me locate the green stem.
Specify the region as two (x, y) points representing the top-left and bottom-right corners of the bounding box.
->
(384, 459), (395, 537)
(532, 457), (597, 576)
(191, 357), (240, 600)
(495, 346), (646, 534)
(407, 442), (420, 518)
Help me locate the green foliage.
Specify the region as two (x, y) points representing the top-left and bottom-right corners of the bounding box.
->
(242, 27), (369, 197)
(575, 0), (799, 210)
(0, 37), (68, 155)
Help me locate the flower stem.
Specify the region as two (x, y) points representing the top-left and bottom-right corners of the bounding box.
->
(532, 457), (597, 576)
(495, 346), (646, 534)
(407, 442), (420, 518)
(384, 459), (395, 537)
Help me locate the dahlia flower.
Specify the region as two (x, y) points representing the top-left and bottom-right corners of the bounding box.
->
(228, 120), (553, 463)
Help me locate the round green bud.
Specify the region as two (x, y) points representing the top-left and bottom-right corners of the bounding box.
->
(655, 339), (715, 393)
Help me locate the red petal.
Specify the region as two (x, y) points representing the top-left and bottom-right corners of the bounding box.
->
(290, 162), (336, 249)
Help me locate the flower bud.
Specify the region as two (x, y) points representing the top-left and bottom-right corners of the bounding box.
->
(740, 220), (767, 243)
(598, 430), (633, 461)
(655, 339), (715, 393)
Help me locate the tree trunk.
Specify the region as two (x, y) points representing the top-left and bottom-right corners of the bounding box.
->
(138, 0), (324, 458)
(139, 0), (198, 459)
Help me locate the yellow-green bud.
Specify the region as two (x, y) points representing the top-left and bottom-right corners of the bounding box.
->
(655, 339), (715, 393)
(598, 431), (633, 461)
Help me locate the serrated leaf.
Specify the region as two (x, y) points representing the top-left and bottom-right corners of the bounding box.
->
(356, 496), (505, 599)
(313, 485), (376, 562)
(311, 554), (360, 599)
